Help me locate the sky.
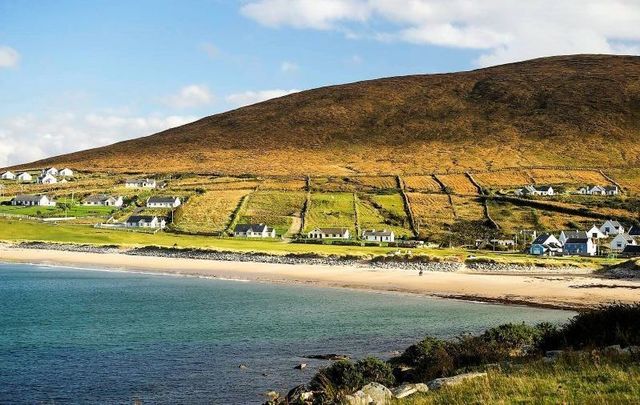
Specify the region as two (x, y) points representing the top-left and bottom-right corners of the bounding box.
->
(1, 0), (640, 167)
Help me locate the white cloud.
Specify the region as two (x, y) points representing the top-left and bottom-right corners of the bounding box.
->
(280, 60), (299, 72)
(0, 45), (20, 68)
(225, 89), (301, 107)
(163, 84), (214, 109)
(240, 0), (640, 66)
(0, 112), (197, 167)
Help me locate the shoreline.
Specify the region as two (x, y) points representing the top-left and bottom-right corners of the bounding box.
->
(1, 244), (638, 311)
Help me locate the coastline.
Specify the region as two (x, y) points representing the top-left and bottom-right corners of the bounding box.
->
(0, 244), (638, 311)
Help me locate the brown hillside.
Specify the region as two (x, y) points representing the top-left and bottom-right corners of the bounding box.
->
(12, 54), (640, 175)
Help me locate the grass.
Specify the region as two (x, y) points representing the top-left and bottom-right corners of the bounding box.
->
(403, 176), (442, 192)
(398, 354), (640, 404)
(436, 174), (478, 195)
(0, 203), (115, 218)
(407, 193), (456, 240)
(173, 190), (251, 233)
(237, 190), (306, 235)
(305, 192), (356, 234)
(357, 193), (412, 237)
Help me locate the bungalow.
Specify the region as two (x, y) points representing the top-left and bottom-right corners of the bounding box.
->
(578, 185), (606, 195)
(563, 237), (596, 256)
(146, 196), (181, 208)
(38, 173), (57, 184)
(599, 220), (624, 236)
(587, 225), (606, 239)
(42, 167), (58, 176)
(59, 168), (74, 177)
(125, 178), (157, 189)
(83, 194), (123, 207)
(308, 227), (350, 240)
(559, 230), (588, 246)
(610, 233), (637, 252)
(529, 233), (562, 256)
(1, 171), (16, 180)
(621, 245), (640, 257)
(17, 172), (33, 182)
(515, 185), (554, 196)
(12, 194), (56, 207)
(233, 223), (276, 238)
(125, 215), (166, 229)
(362, 229), (395, 243)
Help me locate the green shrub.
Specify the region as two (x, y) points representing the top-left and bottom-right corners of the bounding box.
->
(355, 357), (395, 387)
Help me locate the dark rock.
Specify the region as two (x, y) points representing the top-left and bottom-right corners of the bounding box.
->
(304, 353), (350, 361)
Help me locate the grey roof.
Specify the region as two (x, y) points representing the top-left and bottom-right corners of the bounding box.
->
(532, 233), (553, 245)
(628, 226), (640, 236)
(85, 194), (115, 203)
(126, 178), (155, 183)
(562, 230), (588, 239)
(604, 185), (618, 191)
(622, 245), (640, 254)
(14, 194), (46, 202)
(148, 196), (178, 204)
(126, 215), (160, 223)
(606, 220), (623, 228)
(234, 223), (272, 233)
(363, 229), (393, 236)
(312, 227), (349, 235)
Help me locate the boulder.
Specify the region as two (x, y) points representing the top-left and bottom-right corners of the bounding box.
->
(264, 390), (280, 403)
(427, 372), (487, 390)
(413, 383), (429, 393)
(285, 385), (314, 404)
(392, 382), (430, 398)
(304, 354), (351, 361)
(360, 382), (393, 404)
(344, 391), (372, 405)
(294, 363), (307, 370)
(238, 364), (248, 369)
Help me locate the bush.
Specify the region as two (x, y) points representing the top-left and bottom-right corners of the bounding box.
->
(480, 323), (546, 350)
(355, 357), (395, 387)
(390, 337), (455, 382)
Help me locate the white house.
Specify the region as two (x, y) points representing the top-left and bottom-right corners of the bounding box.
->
(586, 225), (606, 239)
(38, 173), (57, 184)
(559, 230), (588, 246)
(17, 172), (33, 182)
(233, 223), (276, 238)
(362, 229), (395, 243)
(146, 196), (181, 208)
(308, 227), (350, 240)
(579, 185), (619, 196)
(563, 236), (597, 256)
(59, 168), (74, 177)
(599, 220), (624, 236)
(610, 233), (637, 252)
(125, 178), (157, 189)
(515, 185), (554, 196)
(125, 215), (166, 229)
(42, 167), (58, 176)
(12, 194), (56, 207)
(529, 233), (562, 256)
(1, 171), (16, 180)
(83, 194), (123, 207)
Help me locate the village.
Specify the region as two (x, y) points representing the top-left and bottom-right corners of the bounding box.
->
(1, 166), (639, 258)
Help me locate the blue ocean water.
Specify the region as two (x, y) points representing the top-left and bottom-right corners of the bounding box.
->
(0, 263), (573, 404)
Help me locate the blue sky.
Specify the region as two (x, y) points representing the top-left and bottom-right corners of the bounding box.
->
(1, 0), (639, 166)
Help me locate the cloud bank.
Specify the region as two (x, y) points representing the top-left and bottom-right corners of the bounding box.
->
(241, 0), (640, 66)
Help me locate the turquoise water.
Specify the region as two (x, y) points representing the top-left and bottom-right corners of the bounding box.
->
(0, 263), (573, 403)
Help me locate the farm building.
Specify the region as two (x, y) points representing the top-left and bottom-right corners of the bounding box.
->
(125, 215), (166, 229)
(308, 227), (350, 240)
(362, 229), (395, 242)
(146, 196), (181, 208)
(17, 172), (33, 182)
(83, 194), (123, 207)
(12, 194), (56, 207)
(125, 178), (157, 189)
(1, 171), (16, 180)
(233, 223), (276, 238)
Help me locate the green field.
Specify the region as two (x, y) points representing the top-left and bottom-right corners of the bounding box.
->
(357, 193), (412, 237)
(238, 190), (306, 236)
(0, 203), (116, 218)
(305, 192), (356, 234)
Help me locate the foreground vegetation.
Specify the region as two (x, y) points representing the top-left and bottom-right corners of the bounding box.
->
(277, 305), (640, 404)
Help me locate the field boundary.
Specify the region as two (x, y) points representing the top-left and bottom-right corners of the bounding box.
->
(397, 176), (419, 238)
(353, 193), (361, 239)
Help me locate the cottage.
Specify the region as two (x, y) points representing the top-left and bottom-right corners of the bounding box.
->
(12, 194), (56, 207)
(610, 233), (637, 252)
(42, 167), (58, 176)
(38, 173), (57, 184)
(59, 168), (74, 177)
(1, 171), (16, 180)
(559, 230), (588, 246)
(515, 185), (554, 196)
(587, 225), (606, 239)
(233, 223), (276, 238)
(17, 172), (33, 182)
(599, 220), (624, 236)
(308, 227), (350, 240)
(579, 185), (606, 195)
(529, 233), (562, 256)
(362, 229), (395, 243)
(563, 237), (596, 256)
(125, 178), (157, 189)
(621, 245), (640, 257)
(146, 196), (181, 208)
(83, 194), (123, 207)
(125, 215), (166, 229)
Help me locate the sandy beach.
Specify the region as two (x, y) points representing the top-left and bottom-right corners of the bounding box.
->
(1, 245), (638, 310)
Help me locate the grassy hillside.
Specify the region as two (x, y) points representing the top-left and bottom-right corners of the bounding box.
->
(9, 54), (640, 175)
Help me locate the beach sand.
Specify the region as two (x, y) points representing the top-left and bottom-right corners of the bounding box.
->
(1, 246), (638, 310)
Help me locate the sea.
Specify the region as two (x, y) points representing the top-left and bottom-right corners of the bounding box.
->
(0, 262), (573, 404)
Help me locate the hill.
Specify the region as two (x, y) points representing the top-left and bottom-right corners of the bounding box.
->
(9, 54), (640, 175)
